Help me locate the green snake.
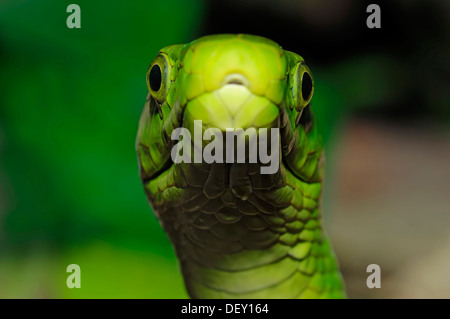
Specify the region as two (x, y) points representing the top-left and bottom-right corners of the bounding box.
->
(136, 34), (346, 298)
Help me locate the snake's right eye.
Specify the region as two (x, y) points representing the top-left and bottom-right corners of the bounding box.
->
(149, 65), (162, 92)
(147, 54), (170, 104)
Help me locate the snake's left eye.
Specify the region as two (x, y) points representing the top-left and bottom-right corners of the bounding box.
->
(291, 62), (314, 112)
(147, 54), (170, 104)
(301, 71), (313, 102)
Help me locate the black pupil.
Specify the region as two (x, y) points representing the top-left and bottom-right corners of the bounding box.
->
(301, 72), (312, 101)
(149, 64), (162, 92)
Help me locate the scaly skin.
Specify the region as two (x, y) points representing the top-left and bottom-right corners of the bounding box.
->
(136, 34), (346, 298)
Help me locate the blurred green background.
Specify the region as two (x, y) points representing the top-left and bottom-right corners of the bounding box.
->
(0, 0), (448, 298)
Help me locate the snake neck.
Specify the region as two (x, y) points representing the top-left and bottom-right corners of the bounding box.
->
(146, 160), (346, 298)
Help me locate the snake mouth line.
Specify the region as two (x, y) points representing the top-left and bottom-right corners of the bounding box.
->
(140, 142), (174, 185)
(143, 100), (309, 186)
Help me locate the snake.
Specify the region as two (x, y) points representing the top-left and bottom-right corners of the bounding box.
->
(136, 34), (346, 299)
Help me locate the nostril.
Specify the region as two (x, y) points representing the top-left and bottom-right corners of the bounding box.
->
(223, 73), (249, 87)
(227, 79), (244, 85)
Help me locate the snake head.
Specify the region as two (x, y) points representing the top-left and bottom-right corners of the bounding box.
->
(136, 34), (324, 201)
(134, 35), (346, 299)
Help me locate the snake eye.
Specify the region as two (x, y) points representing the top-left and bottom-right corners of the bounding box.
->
(291, 62), (314, 112)
(301, 72), (313, 101)
(147, 54), (170, 104)
(149, 65), (162, 92)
